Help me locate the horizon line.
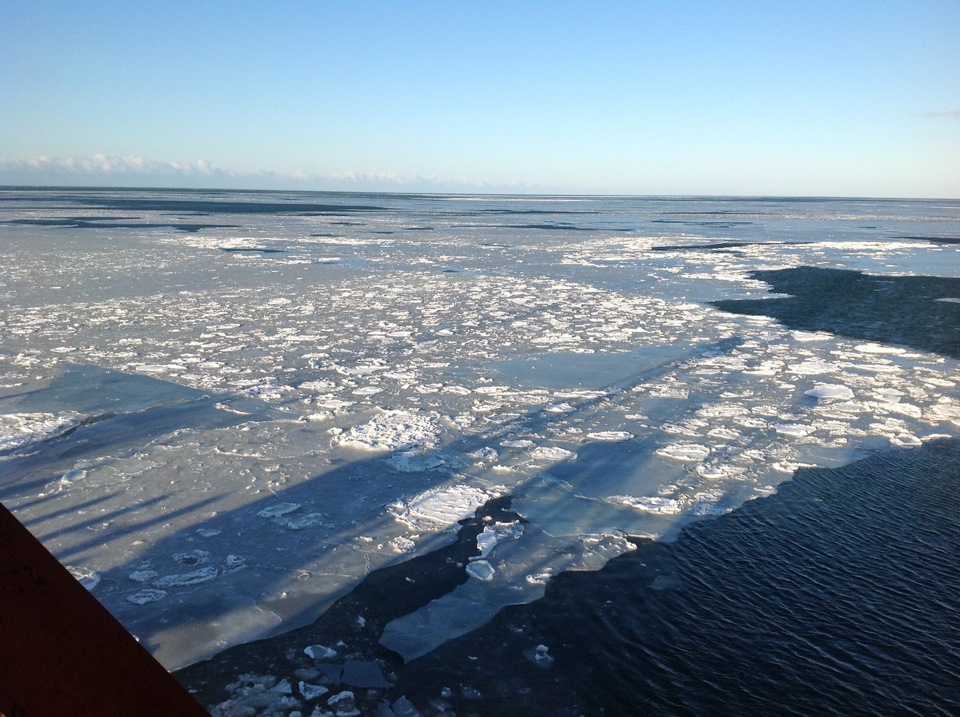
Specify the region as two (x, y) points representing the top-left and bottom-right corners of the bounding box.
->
(2, 184), (958, 203)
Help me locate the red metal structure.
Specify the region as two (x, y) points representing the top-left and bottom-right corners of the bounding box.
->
(0, 502), (211, 716)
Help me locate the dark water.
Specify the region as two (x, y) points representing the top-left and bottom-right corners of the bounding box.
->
(392, 439), (960, 716)
(713, 267), (960, 360)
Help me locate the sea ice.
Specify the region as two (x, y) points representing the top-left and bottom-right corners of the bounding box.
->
(530, 445), (576, 461)
(805, 384), (855, 400)
(337, 410), (439, 452)
(67, 565), (101, 591)
(466, 560), (496, 581)
(586, 431), (634, 441)
(389, 484), (496, 530)
(655, 443), (711, 462)
(608, 495), (683, 514)
(474, 521), (523, 559)
(304, 644), (338, 660)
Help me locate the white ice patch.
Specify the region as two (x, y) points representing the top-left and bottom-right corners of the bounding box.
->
(855, 343), (907, 355)
(608, 495), (683, 514)
(474, 521), (523, 559)
(530, 446), (577, 461)
(586, 431), (634, 441)
(655, 443), (711, 462)
(805, 384), (855, 401)
(389, 484), (496, 530)
(338, 410), (439, 452)
(790, 331), (832, 342)
(0, 412), (81, 453)
(303, 644), (338, 660)
(696, 463), (747, 479)
(299, 681), (329, 700)
(67, 566), (101, 591)
(500, 439), (534, 449)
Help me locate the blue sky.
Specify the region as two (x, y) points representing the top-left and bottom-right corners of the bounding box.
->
(2, 1), (958, 196)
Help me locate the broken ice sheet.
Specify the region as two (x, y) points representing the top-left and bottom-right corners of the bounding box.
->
(2, 190), (958, 679)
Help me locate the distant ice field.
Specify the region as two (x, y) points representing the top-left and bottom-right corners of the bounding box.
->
(1, 188), (958, 670)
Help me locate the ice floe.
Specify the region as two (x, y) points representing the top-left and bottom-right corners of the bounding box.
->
(336, 410), (439, 452)
(389, 484), (497, 530)
(805, 384), (855, 400)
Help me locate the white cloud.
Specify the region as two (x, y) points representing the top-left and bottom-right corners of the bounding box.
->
(0, 154), (543, 193)
(0, 154), (219, 176)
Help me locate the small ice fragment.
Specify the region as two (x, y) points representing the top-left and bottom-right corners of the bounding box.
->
(128, 570), (159, 583)
(586, 431), (633, 441)
(299, 681), (329, 700)
(466, 560), (496, 581)
(67, 566), (101, 591)
(656, 443), (710, 462)
(304, 644), (338, 660)
(196, 528), (222, 537)
(352, 386), (383, 395)
(525, 571), (553, 586)
(327, 690), (359, 717)
(270, 678), (293, 694)
(609, 495), (682, 514)
(790, 330), (831, 341)
(389, 536), (416, 553)
(127, 589), (168, 605)
(285, 513), (325, 530)
(390, 696), (421, 717)
(224, 554), (246, 570)
(258, 502), (301, 518)
(475, 521), (523, 559)
(523, 644), (554, 668)
(544, 403), (575, 413)
(61, 469), (87, 483)
(500, 439), (534, 448)
(467, 446), (498, 462)
(530, 446), (576, 461)
(855, 343), (906, 354)
(805, 384), (855, 401)
(696, 463), (746, 479)
(386, 450), (447, 472)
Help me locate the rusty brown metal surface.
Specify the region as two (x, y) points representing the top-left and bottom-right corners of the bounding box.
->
(0, 502), (211, 717)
